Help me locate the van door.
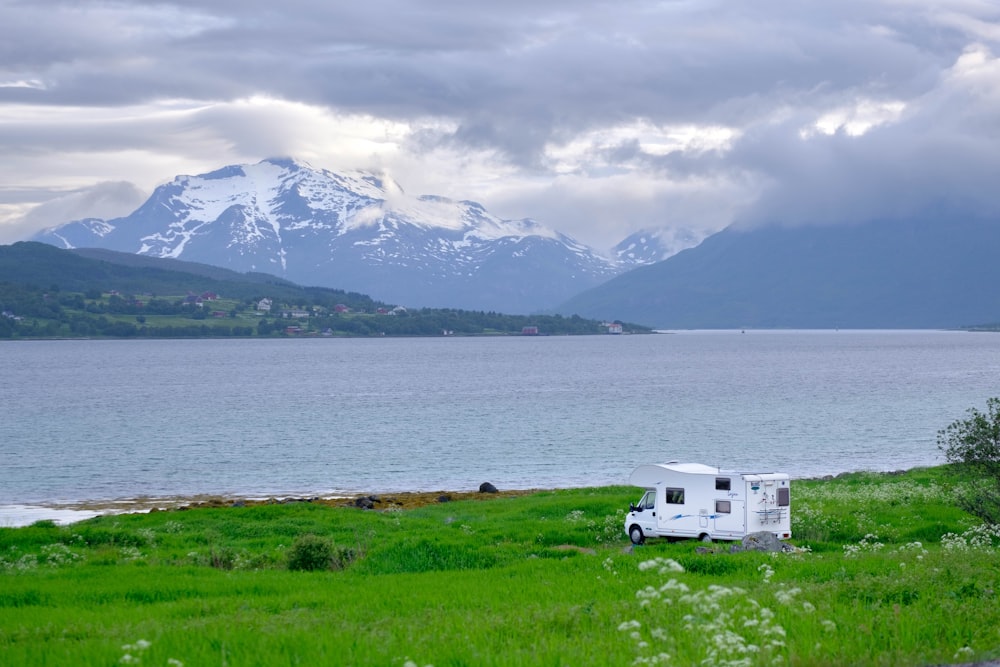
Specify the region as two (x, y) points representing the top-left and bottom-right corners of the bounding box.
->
(634, 490), (658, 534)
(712, 498), (745, 537)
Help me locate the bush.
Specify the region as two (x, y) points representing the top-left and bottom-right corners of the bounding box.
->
(286, 534), (357, 571)
(938, 397), (1000, 524)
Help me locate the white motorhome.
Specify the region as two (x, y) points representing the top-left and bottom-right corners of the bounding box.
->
(624, 462), (791, 544)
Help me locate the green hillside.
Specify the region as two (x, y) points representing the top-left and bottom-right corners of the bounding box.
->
(0, 242), (647, 338)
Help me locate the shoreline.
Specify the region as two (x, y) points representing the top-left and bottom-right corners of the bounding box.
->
(0, 467), (926, 528)
(0, 488), (542, 528)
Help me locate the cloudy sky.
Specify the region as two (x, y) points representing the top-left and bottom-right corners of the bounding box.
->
(1, 0), (998, 250)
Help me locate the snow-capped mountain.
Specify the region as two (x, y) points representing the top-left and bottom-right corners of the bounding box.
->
(33, 158), (635, 313)
(612, 228), (710, 265)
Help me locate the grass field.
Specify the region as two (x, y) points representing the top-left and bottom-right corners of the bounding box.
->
(2, 467), (999, 666)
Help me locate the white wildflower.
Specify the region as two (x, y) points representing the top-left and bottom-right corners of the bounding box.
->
(774, 587), (801, 605)
(638, 557), (684, 573)
(659, 578), (689, 593)
(954, 646), (974, 660)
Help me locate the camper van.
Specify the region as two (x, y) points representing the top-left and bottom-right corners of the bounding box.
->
(624, 462), (791, 544)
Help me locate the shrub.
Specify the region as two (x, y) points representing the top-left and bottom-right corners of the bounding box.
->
(286, 534), (357, 571)
(938, 397), (1000, 524)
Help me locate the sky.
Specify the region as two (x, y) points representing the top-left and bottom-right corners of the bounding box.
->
(1, 0), (999, 251)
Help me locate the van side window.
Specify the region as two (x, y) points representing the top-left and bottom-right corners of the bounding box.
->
(715, 500), (731, 514)
(664, 488), (685, 504)
(715, 477), (731, 491)
(777, 487), (790, 507)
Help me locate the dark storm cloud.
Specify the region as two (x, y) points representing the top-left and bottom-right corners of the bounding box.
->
(1, 0), (998, 246)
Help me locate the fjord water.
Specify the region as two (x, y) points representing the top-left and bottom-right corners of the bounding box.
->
(2, 331), (999, 513)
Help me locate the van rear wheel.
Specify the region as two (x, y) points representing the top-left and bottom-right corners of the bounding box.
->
(699, 533), (712, 543)
(628, 525), (645, 545)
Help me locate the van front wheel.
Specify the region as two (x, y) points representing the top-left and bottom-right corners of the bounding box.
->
(629, 525), (645, 545)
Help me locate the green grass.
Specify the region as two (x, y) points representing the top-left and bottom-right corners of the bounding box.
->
(2, 470), (1000, 666)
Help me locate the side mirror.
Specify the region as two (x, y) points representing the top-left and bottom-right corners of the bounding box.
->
(629, 503), (636, 512)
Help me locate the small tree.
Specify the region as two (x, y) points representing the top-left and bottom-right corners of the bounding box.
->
(938, 397), (1000, 524)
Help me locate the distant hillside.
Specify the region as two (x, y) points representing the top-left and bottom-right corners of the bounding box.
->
(556, 217), (1000, 329)
(0, 241), (376, 309)
(68, 247), (293, 284)
(0, 242), (649, 338)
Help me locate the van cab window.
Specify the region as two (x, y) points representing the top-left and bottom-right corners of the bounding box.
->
(664, 487), (685, 504)
(638, 490), (656, 510)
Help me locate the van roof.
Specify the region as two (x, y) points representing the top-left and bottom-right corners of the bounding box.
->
(629, 462), (789, 487)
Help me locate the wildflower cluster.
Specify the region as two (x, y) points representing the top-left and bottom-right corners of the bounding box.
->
(941, 523), (1000, 551)
(40, 542), (82, 566)
(564, 508), (629, 544)
(120, 546), (145, 562)
(638, 557), (685, 574)
(800, 477), (948, 505)
(0, 547), (38, 572)
(620, 558), (814, 667)
(119, 639), (152, 664)
(843, 533), (884, 557)
(791, 502), (841, 538)
(161, 521), (185, 534)
(589, 510), (628, 544)
(118, 638), (183, 666)
(2, 543), (82, 571)
(773, 585), (815, 614)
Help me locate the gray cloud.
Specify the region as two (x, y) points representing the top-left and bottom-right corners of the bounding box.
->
(1, 0), (998, 250)
(0, 182), (147, 244)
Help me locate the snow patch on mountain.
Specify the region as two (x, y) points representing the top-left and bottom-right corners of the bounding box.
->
(613, 227), (710, 265)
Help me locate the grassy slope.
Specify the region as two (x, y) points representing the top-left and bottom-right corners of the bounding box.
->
(2, 470), (999, 666)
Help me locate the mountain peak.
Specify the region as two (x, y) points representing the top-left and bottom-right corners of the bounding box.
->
(261, 156), (308, 171)
(29, 159), (630, 313)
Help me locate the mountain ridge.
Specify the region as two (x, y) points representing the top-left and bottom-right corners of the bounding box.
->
(555, 215), (1000, 329)
(31, 158), (656, 314)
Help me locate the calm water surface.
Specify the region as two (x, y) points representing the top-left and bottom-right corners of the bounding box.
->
(2, 331), (999, 518)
